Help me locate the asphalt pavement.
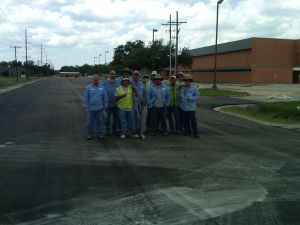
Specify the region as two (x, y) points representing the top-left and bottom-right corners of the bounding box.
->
(0, 77), (299, 225)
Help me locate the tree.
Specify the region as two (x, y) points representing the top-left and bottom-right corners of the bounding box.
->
(111, 39), (175, 71)
(127, 47), (149, 70)
(23, 60), (55, 76)
(178, 47), (193, 68)
(79, 64), (92, 75)
(59, 39), (192, 75)
(112, 40), (146, 69)
(148, 40), (174, 71)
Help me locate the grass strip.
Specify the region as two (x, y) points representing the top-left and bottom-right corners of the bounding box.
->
(222, 101), (300, 124)
(0, 77), (36, 89)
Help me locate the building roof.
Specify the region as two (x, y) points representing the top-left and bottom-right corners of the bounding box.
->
(189, 38), (253, 57)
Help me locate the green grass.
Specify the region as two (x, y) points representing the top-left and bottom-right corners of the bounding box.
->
(0, 76), (35, 89)
(199, 88), (249, 97)
(222, 101), (300, 124)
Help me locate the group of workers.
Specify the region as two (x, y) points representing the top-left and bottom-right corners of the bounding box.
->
(82, 67), (200, 140)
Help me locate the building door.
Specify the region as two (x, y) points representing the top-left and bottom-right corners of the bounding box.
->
(293, 72), (300, 83)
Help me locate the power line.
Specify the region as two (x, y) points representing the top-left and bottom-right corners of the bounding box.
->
(0, 2), (21, 43)
(25, 29), (30, 79)
(162, 14), (172, 76)
(40, 44), (44, 65)
(1, 0), (18, 24)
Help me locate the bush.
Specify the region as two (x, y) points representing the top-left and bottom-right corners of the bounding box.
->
(2, 71), (9, 76)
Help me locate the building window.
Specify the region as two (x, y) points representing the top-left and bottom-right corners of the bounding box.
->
(191, 67), (251, 73)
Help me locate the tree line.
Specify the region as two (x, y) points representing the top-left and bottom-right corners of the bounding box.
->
(60, 39), (192, 75)
(0, 60), (55, 77)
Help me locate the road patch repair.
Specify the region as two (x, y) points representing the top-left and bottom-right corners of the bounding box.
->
(1, 78), (300, 225)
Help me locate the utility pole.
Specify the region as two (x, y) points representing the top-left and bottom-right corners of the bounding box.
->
(175, 11), (179, 77)
(10, 45), (22, 81)
(25, 29), (29, 80)
(174, 11), (186, 77)
(162, 11), (186, 77)
(40, 44), (43, 66)
(45, 53), (48, 76)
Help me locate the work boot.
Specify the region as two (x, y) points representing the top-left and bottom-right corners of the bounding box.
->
(86, 136), (94, 140)
(120, 134), (126, 139)
(183, 132), (191, 136)
(105, 131), (112, 136)
(97, 134), (105, 139)
(131, 134), (140, 138)
(113, 130), (120, 136)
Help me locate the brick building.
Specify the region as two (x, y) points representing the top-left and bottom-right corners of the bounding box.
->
(188, 37), (300, 84)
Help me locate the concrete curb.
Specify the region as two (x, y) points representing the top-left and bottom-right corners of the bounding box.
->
(0, 78), (46, 95)
(215, 104), (300, 132)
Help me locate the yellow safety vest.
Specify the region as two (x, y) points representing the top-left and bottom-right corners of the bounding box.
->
(116, 85), (133, 109)
(145, 80), (152, 91)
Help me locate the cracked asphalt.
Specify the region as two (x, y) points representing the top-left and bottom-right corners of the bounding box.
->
(0, 77), (299, 225)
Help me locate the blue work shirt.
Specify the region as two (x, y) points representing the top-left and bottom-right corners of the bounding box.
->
(83, 83), (108, 111)
(147, 84), (170, 108)
(144, 80), (154, 104)
(179, 84), (199, 111)
(132, 79), (144, 106)
(103, 80), (118, 107)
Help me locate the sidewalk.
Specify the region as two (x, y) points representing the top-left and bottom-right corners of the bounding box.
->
(198, 83), (300, 102)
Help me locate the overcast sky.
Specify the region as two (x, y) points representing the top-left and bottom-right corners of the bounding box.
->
(0, 0), (299, 69)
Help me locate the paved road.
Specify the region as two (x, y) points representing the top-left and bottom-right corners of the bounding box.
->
(0, 77), (299, 225)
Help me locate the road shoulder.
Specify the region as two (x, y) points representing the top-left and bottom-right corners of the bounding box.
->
(0, 78), (46, 95)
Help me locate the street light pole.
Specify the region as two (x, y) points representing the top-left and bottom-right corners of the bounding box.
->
(212, 0), (224, 89)
(105, 51), (109, 65)
(169, 14), (172, 76)
(98, 54), (102, 64)
(94, 57), (97, 66)
(152, 29), (158, 43)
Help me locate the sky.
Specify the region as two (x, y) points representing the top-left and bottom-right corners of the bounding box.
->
(0, 0), (299, 69)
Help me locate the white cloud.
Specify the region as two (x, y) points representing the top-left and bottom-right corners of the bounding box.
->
(0, 0), (299, 69)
